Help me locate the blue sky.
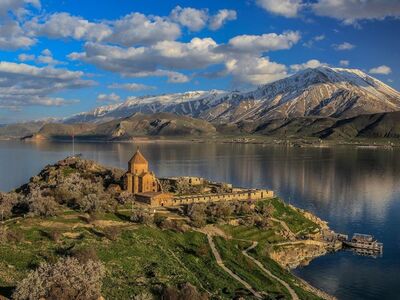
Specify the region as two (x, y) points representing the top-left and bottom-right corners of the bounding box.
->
(0, 0), (399, 123)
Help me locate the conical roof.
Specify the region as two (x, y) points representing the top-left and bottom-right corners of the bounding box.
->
(129, 149), (148, 164)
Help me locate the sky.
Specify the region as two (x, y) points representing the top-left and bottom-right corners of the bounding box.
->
(0, 0), (399, 123)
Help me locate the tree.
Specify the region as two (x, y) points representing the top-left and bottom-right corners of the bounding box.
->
(0, 192), (18, 221)
(13, 257), (105, 300)
(187, 204), (207, 228)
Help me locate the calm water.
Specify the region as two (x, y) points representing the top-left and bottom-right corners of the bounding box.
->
(1, 140), (399, 300)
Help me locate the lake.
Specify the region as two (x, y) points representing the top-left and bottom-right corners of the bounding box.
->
(0, 140), (399, 300)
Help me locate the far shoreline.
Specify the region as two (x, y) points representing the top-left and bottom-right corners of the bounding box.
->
(6, 134), (400, 149)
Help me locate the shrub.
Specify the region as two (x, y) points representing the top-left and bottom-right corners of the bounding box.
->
(134, 291), (154, 300)
(154, 213), (167, 227)
(161, 283), (208, 300)
(70, 246), (99, 264)
(0, 192), (18, 220)
(0, 226), (23, 244)
(187, 204), (206, 228)
(41, 230), (62, 242)
(102, 226), (121, 241)
(131, 209), (153, 225)
(13, 257), (105, 300)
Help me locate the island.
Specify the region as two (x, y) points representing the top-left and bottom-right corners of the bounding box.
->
(0, 149), (341, 300)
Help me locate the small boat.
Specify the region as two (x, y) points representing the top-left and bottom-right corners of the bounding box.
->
(343, 233), (383, 253)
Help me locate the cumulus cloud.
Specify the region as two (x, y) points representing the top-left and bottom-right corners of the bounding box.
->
(225, 56), (288, 85)
(312, 0), (400, 24)
(26, 12), (112, 42)
(97, 92), (121, 103)
(108, 83), (156, 91)
(69, 29), (300, 86)
(256, 0), (303, 17)
(0, 61), (94, 110)
(0, 0), (40, 17)
(103, 13), (180, 46)
(226, 31), (300, 53)
(290, 59), (328, 72)
(69, 38), (223, 77)
(170, 6), (209, 31)
(333, 42), (355, 51)
(369, 65), (392, 75)
(340, 60), (350, 67)
(17, 49), (64, 65)
(0, 20), (36, 50)
(209, 9), (237, 30)
(18, 53), (35, 62)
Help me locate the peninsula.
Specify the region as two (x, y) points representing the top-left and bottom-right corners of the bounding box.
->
(0, 149), (341, 300)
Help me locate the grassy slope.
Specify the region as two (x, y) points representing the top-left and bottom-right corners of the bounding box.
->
(0, 199), (324, 299)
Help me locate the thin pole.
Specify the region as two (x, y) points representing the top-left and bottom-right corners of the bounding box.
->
(72, 128), (75, 157)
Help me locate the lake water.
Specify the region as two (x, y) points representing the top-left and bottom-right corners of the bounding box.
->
(1, 140), (399, 300)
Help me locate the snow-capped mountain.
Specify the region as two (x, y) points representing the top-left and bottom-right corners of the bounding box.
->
(65, 67), (400, 124)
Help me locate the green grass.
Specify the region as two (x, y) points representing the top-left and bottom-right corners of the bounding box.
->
(268, 198), (320, 235)
(214, 236), (291, 299)
(220, 223), (286, 244)
(0, 209), (324, 299)
(248, 244), (323, 300)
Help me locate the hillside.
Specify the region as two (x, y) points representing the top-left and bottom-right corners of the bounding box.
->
(64, 67), (400, 125)
(26, 113), (217, 141)
(0, 157), (332, 300)
(0, 121), (48, 140)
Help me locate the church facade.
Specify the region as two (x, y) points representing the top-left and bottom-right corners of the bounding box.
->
(125, 149), (160, 194)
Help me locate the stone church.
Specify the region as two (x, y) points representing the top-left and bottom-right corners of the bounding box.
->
(125, 148), (160, 194)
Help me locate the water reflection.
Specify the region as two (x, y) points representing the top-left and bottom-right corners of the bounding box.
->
(0, 141), (399, 299)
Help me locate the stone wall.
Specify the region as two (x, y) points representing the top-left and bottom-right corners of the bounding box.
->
(169, 189), (274, 206)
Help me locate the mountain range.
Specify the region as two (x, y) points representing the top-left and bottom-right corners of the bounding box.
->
(2, 67), (400, 141)
(65, 67), (400, 124)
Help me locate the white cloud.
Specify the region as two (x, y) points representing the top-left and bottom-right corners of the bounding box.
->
(312, 0), (400, 24)
(209, 9), (237, 30)
(170, 6), (208, 31)
(0, 20), (36, 50)
(18, 53), (35, 62)
(0, 0), (40, 17)
(369, 65), (392, 75)
(104, 13), (181, 46)
(69, 38), (223, 78)
(333, 42), (355, 51)
(0, 61), (94, 110)
(108, 83), (156, 91)
(37, 48), (63, 65)
(303, 34), (325, 48)
(17, 49), (64, 65)
(290, 59), (328, 72)
(70, 29), (299, 86)
(256, 0), (303, 17)
(226, 31), (300, 53)
(97, 92), (121, 103)
(225, 56), (287, 85)
(27, 12), (112, 42)
(340, 60), (350, 67)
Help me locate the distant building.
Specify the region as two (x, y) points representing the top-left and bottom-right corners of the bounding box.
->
(124, 148), (274, 207)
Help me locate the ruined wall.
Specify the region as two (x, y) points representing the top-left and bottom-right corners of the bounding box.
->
(168, 189), (274, 206)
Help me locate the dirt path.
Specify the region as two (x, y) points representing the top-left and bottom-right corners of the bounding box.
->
(242, 241), (300, 300)
(206, 234), (262, 299)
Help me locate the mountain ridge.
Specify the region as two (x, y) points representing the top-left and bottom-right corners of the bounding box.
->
(64, 67), (400, 125)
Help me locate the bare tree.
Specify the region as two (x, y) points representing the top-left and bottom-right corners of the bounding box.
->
(13, 257), (105, 300)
